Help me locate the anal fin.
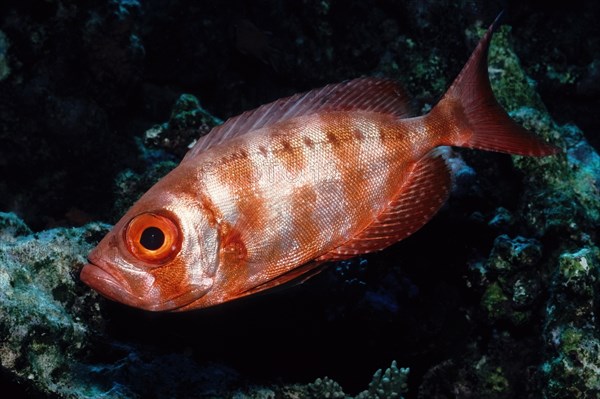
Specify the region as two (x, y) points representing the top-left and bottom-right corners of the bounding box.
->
(319, 148), (453, 261)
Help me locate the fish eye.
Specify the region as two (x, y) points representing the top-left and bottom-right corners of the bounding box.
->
(125, 212), (181, 264)
(140, 226), (165, 250)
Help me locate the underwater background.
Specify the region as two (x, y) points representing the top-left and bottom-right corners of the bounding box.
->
(0, 0), (599, 398)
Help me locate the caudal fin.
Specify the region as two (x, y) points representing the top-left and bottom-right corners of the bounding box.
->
(431, 12), (558, 156)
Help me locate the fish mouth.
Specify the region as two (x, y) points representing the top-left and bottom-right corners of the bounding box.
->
(80, 260), (134, 305)
(80, 258), (211, 312)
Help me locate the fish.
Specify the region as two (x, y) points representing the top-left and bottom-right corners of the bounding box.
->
(80, 15), (558, 312)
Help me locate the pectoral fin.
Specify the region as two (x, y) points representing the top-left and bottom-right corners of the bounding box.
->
(237, 260), (328, 298)
(319, 148), (453, 261)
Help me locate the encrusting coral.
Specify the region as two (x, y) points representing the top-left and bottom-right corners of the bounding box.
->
(1, 8), (599, 399)
(0, 212), (107, 397)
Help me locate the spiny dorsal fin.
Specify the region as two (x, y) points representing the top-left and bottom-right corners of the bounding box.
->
(184, 78), (413, 160)
(318, 148), (453, 261)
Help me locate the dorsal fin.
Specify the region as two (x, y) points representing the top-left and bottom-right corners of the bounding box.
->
(184, 77), (414, 160)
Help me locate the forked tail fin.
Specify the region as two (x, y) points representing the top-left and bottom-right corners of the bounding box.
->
(430, 12), (558, 156)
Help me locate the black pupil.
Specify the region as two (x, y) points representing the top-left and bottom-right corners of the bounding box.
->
(140, 227), (165, 250)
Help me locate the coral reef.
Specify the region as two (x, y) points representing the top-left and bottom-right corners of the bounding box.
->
(1, 1), (598, 398)
(356, 361), (409, 399)
(476, 235), (542, 326)
(417, 20), (600, 399)
(112, 93), (222, 216)
(0, 210), (412, 398)
(415, 19), (600, 399)
(0, 212), (107, 397)
(541, 249), (600, 398)
(144, 94), (223, 158)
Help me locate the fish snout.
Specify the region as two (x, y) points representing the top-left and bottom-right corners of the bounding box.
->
(80, 259), (131, 303)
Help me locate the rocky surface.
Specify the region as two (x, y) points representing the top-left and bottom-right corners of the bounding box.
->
(0, 1), (598, 398)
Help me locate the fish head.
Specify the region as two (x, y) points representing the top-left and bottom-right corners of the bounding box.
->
(80, 175), (220, 311)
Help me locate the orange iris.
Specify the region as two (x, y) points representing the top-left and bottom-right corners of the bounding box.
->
(125, 212), (181, 264)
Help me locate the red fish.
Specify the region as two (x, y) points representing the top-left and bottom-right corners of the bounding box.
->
(80, 16), (557, 311)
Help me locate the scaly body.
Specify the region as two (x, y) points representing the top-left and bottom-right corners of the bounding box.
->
(194, 112), (431, 298)
(81, 15), (557, 311)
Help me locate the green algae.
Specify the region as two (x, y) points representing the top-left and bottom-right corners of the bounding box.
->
(144, 94), (223, 158)
(481, 282), (509, 321)
(482, 366), (510, 395)
(545, 64), (579, 85)
(511, 109), (600, 234)
(542, 250), (600, 399)
(557, 248), (598, 295)
(481, 276), (530, 326)
(168, 94), (222, 132)
(484, 25), (546, 112)
(486, 235), (542, 274)
(478, 235), (542, 326)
